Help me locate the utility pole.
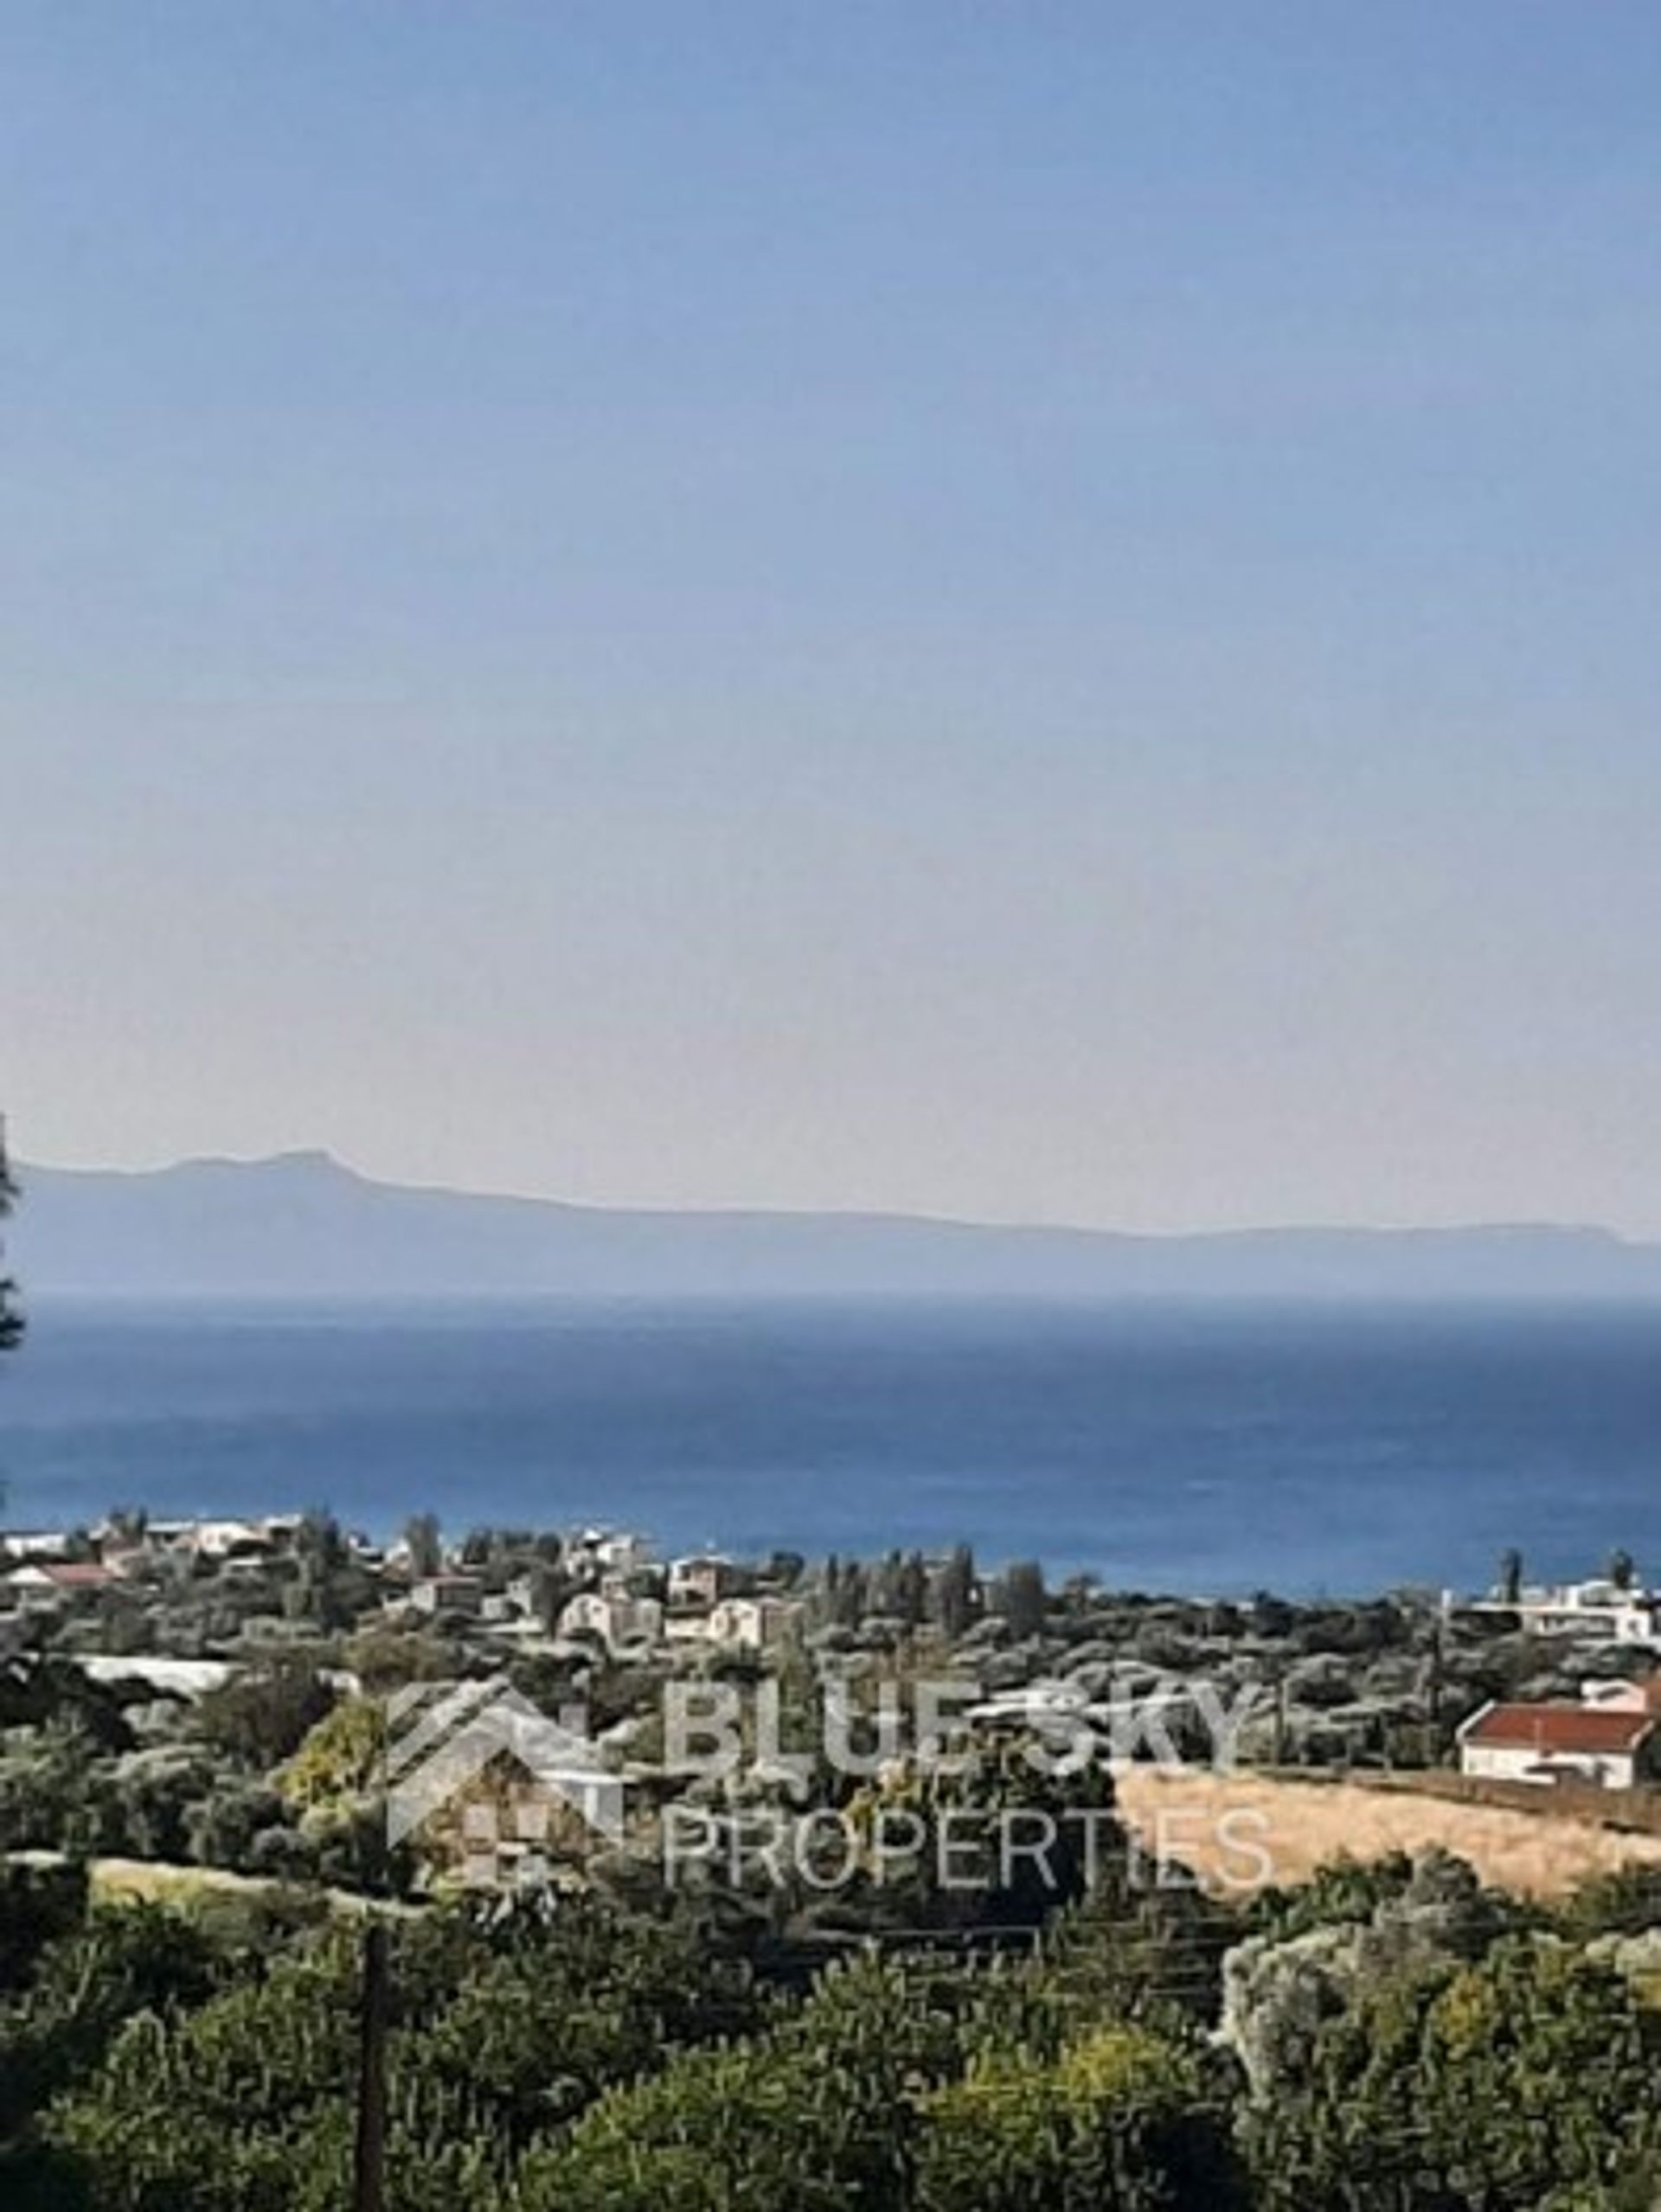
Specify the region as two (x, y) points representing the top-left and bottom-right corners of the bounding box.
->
(350, 1917), (390, 2212)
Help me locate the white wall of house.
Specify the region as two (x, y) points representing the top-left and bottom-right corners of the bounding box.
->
(1460, 1741), (1639, 1789)
(706, 1597), (800, 1651)
(0, 1533), (71, 1561)
(669, 1555), (746, 1606)
(1581, 1680), (1660, 1712)
(1459, 1581), (1661, 1650)
(411, 1577), (484, 1616)
(558, 1593), (662, 1650)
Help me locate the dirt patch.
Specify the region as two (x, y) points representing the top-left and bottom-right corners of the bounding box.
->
(1115, 1766), (1661, 1900)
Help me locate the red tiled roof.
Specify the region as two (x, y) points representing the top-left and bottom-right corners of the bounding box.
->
(1464, 1702), (1656, 1755)
(2, 1562), (122, 1589)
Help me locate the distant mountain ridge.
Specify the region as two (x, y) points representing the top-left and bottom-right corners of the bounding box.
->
(11, 1151), (1661, 1303)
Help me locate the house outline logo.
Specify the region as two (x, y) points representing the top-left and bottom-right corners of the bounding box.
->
(385, 1677), (625, 1850)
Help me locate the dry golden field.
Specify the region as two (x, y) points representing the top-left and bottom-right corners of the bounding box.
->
(1115, 1766), (1661, 1901)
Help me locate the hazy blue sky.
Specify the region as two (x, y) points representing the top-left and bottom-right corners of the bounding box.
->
(6, 4), (1659, 1232)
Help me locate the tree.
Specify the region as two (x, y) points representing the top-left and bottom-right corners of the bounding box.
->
(515, 1955), (946, 2209)
(0, 1900), (221, 2140)
(872, 1549), (907, 1618)
(185, 1779), (293, 1874)
(829, 1559), (869, 1628)
(196, 1658), (337, 1769)
(403, 1514), (443, 1580)
(0, 1116), (23, 1357)
(294, 1509), (349, 1574)
(1607, 1547), (1637, 1593)
(103, 1505), (149, 1548)
(523, 1559), (571, 1634)
(992, 1561), (1048, 1640)
(933, 1545), (978, 1640)
(897, 1550), (930, 1629)
(286, 1510), (357, 1633)
(915, 2024), (1244, 2212)
(1497, 1547), (1523, 1606)
(39, 1929), (363, 2209)
(1554, 1861), (1661, 1940)
(0, 1862), (87, 1996)
(280, 1699), (385, 1815)
(1243, 1936), (1661, 2210)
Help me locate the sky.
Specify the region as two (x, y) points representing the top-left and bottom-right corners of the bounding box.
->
(3, 3), (1659, 1234)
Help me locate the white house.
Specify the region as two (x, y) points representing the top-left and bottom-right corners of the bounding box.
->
(558, 1591), (664, 1652)
(965, 1680), (1091, 1728)
(573, 1529), (650, 1576)
(1457, 1698), (1659, 1790)
(4, 1561), (124, 1601)
(188, 1520), (274, 1559)
(502, 1574), (542, 1618)
(704, 1596), (802, 1654)
(1580, 1677), (1661, 1715)
(409, 1573), (485, 1619)
(74, 1656), (236, 1699)
(1460, 1580), (1661, 1650)
(143, 1520), (199, 1544)
(0, 1531), (72, 1561)
(668, 1554), (735, 1607)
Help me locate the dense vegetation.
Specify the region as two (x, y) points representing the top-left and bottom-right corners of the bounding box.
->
(0, 1845), (1656, 2209)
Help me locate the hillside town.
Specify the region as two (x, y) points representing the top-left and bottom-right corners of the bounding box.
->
(3, 1507), (1657, 1907)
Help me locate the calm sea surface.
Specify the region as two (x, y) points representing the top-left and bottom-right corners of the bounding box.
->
(1, 1301), (1657, 1596)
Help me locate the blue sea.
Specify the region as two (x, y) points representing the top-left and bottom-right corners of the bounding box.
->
(1, 1300), (1658, 1596)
